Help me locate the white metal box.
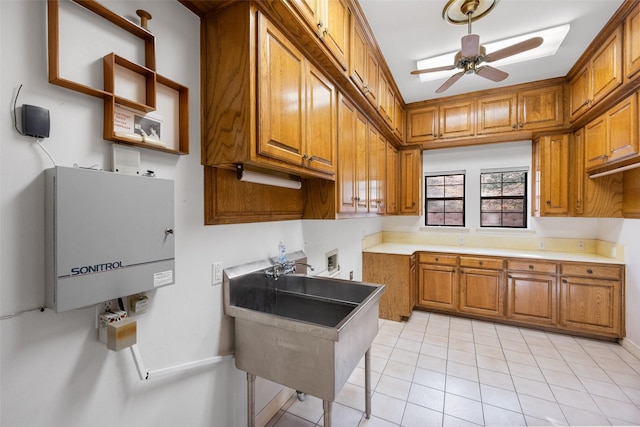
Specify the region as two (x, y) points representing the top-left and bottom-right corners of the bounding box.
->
(45, 166), (175, 312)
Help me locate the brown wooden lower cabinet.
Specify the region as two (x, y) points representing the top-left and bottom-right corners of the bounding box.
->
(366, 250), (626, 340)
(506, 271), (557, 327)
(460, 267), (505, 319)
(362, 252), (414, 321)
(559, 262), (625, 338)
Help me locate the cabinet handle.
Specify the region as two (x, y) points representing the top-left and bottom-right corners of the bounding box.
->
(460, 269), (464, 274)
(508, 275), (512, 278)
(582, 100), (590, 107)
(562, 279), (568, 283)
(512, 124), (517, 129)
(479, 261), (483, 266)
(317, 19), (323, 29)
(302, 153), (308, 160)
(587, 269), (593, 274)
(308, 156), (315, 162)
(529, 265), (534, 270)
(434, 258), (439, 262)
(519, 123), (525, 128)
(438, 134), (443, 138)
(165, 228), (174, 236)
(546, 200), (551, 205)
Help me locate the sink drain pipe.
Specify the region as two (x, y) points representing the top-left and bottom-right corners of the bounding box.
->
(296, 391), (307, 402)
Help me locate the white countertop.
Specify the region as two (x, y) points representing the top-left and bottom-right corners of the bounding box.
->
(363, 243), (624, 265)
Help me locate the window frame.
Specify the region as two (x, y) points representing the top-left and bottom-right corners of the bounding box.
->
(479, 170), (528, 229)
(424, 173), (466, 227)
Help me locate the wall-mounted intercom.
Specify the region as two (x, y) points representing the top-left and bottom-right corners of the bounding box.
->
(22, 104), (50, 138)
(45, 166), (175, 312)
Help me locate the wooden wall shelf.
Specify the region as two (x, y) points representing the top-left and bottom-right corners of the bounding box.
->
(47, 0), (189, 155)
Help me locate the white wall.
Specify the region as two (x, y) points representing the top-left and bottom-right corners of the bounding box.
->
(597, 219), (640, 348)
(0, 1), (385, 425)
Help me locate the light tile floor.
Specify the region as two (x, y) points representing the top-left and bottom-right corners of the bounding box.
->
(266, 311), (640, 427)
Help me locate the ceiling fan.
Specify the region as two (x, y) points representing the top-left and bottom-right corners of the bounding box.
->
(411, 0), (544, 93)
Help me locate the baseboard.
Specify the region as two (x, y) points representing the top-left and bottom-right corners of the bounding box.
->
(621, 337), (640, 360)
(256, 387), (295, 427)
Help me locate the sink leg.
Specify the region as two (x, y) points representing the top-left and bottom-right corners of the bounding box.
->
(323, 400), (332, 427)
(364, 347), (371, 419)
(247, 373), (256, 427)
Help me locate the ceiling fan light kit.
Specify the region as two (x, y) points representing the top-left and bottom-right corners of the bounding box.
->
(413, 0), (545, 93)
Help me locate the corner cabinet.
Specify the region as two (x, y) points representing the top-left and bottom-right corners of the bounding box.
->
(201, 4), (336, 179)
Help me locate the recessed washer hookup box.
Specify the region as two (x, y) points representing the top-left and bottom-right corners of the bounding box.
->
(45, 166), (175, 312)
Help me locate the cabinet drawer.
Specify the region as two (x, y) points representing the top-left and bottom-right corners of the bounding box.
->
(507, 260), (557, 274)
(560, 263), (623, 279)
(418, 253), (457, 266)
(460, 256), (504, 270)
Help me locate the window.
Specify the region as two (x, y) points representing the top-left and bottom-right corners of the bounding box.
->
(425, 174), (465, 226)
(480, 171), (527, 228)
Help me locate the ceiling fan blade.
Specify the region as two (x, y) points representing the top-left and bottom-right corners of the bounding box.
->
(410, 64), (457, 75)
(476, 65), (509, 82)
(461, 34), (480, 57)
(435, 71), (465, 94)
(484, 36), (544, 63)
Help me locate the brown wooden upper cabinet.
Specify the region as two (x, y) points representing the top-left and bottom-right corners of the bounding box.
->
(350, 20), (378, 107)
(625, 3), (640, 80)
(408, 82), (563, 144)
(393, 97), (405, 141)
(477, 85), (564, 134)
(584, 92), (638, 171)
(386, 142), (398, 214)
(399, 147), (422, 215)
(569, 27), (622, 121)
(291, 0), (350, 71)
(201, 4), (336, 179)
(337, 94), (369, 213)
(378, 72), (395, 129)
(533, 134), (570, 217)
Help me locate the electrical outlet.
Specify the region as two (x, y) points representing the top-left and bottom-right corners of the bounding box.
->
(212, 262), (223, 286)
(611, 246), (617, 258)
(349, 271), (354, 280)
(538, 240), (545, 250)
(577, 240), (585, 251)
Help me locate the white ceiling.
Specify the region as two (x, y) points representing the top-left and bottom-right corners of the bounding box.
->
(358, 0), (625, 104)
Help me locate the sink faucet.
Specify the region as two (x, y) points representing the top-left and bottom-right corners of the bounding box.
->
(264, 261), (314, 280)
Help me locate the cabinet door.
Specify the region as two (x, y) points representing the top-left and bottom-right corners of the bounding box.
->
(591, 27), (622, 105)
(290, 0), (322, 34)
(378, 73), (394, 127)
(584, 114), (608, 170)
(349, 22), (367, 93)
(258, 17), (305, 165)
(407, 107), (438, 143)
(518, 85), (564, 130)
(368, 126), (381, 212)
(539, 134), (570, 216)
(399, 148), (422, 215)
(477, 93), (517, 134)
(355, 111), (369, 211)
(365, 47), (379, 107)
(459, 267), (504, 318)
(607, 93), (638, 163)
(386, 142), (398, 214)
(306, 64), (336, 175)
(363, 253), (412, 321)
(625, 3), (640, 79)
(394, 98), (405, 140)
(569, 65), (591, 121)
(506, 272), (557, 327)
(417, 263), (458, 311)
(438, 100), (475, 138)
(322, 0), (349, 71)
(560, 276), (622, 337)
(337, 94), (356, 213)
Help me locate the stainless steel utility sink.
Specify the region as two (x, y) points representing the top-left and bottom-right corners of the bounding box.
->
(223, 251), (384, 427)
